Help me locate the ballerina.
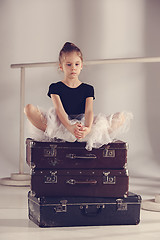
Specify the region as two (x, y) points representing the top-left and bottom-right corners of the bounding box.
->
(24, 42), (133, 150)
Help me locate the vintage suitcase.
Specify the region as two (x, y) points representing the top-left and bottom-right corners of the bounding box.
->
(26, 138), (128, 169)
(28, 191), (141, 227)
(30, 168), (129, 197)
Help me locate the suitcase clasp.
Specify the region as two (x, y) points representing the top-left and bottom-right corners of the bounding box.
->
(54, 200), (67, 213)
(44, 171), (57, 184)
(103, 148), (115, 158)
(116, 199), (128, 211)
(44, 145), (57, 157)
(103, 171), (116, 184)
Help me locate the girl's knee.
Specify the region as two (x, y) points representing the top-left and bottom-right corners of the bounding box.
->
(24, 104), (35, 116)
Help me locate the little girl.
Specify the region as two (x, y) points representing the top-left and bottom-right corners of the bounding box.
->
(24, 42), (133, 150)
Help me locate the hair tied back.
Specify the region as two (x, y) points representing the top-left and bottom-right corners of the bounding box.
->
(59, 42), (83, 63)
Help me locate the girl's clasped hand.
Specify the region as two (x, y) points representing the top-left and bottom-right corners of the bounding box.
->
(73, 122), (91, 140)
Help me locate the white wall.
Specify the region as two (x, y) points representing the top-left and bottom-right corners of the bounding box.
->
(0, 0), (76, 177)
(0, 0), (160, 179)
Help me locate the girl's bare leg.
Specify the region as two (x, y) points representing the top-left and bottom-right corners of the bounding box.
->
(24, 104), (47, 131)
(108, 112), (125, 134)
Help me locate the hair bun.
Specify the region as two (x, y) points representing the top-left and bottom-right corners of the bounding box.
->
(59, 42), (83, 63)
(62, 42), (76, 51)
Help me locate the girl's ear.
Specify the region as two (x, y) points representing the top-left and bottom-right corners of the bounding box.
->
(59, 63), (63, 71)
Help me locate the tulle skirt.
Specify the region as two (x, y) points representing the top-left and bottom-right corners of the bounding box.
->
(27, 107), (133, 151)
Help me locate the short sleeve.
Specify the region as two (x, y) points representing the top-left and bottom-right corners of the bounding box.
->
(47, 83), (60, 98)
(85, 85), (95, 100)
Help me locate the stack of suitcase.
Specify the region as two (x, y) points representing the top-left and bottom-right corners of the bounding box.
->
(26, 138), (141, 227)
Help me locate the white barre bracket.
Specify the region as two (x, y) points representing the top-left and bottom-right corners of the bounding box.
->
(141, 194), (160, 212)
(0, 173), (30, 186)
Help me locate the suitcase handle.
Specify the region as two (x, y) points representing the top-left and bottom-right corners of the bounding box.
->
(66, 153), (97, 160)
(66, 179), (97, 185)
(80, 205), (104, 217)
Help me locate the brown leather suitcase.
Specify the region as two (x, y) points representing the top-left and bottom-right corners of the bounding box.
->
(30, 168), (129, 198)
(26, 138), (128, 169)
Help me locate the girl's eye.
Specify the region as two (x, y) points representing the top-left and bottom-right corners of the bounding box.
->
(76, 64), (79, 66)
(67, 64), (71, 66)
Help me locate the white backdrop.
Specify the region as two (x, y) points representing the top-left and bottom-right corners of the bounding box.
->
(0, 0), (160, 180)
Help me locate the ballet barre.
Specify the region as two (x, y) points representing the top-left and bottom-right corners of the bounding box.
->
(10, 56), (160, 69)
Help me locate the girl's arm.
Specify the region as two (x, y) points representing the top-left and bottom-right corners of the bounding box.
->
(51, 94), (79, 136)
(75, 97), (94, 139)
(84, 97), (94, 129)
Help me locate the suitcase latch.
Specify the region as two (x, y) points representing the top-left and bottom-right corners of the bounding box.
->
(44, 145), (57, 157)
(103, 148), (115, 158)
(54, 200), (67, 213)
(44, 171), (57, 184)
(116, 199), (128, 211)
(103, 172), (116, 184)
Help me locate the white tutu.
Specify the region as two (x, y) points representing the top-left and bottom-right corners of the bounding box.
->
(27, 107), (133, 151)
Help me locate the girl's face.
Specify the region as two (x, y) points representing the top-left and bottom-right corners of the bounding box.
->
(59, 51), (83, 80)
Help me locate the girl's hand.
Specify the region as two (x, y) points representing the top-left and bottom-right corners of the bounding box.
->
(67, 123), (77, 136)
(67, 122), (82, 138)
(68, 122), (91, 140)
(74, 124), (91, 140)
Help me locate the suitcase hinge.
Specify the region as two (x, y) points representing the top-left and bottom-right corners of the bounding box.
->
(54, 200), (67, 213)
(44, 171), (57, 184)
(103, 148), (115, 158)
(116, 199), (128, 211)
(30, 168), (35, 175)
(30, 191), (36, 197)
(103, 172), (116, 184)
